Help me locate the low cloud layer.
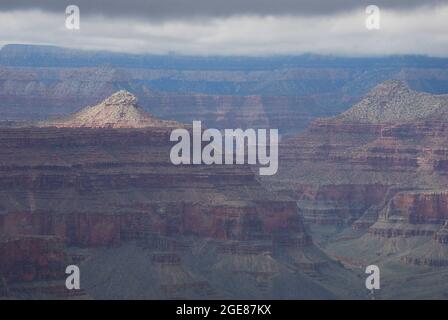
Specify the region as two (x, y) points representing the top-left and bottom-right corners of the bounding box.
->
(0, 2), (447, 56)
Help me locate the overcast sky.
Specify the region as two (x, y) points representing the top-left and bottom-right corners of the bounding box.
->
(0, 0), (447, 56)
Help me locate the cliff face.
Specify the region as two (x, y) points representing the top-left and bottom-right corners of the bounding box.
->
(0, 126), (303, 244)
(1, 91), (346, 298)
(0, 124), (350, 299)
(0, 235), (68, 283)
(387, 191), (448, 223)
(263, 80), (448, 269)
(369, 191), (448, 238)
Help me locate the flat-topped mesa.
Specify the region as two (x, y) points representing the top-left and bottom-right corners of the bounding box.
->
(43, 90), (181, 129)
(334, 80), (448, 124)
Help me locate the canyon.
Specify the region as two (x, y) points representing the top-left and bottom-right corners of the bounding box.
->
(262, 80), (448, 298)
(2, 81), (448, 299)
(2, 45), (448, 134)
(2, 45), (448, 299)
(0, 91), (361, 299)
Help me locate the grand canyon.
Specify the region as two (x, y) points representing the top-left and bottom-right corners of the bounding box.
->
(1, 45), (448, 299)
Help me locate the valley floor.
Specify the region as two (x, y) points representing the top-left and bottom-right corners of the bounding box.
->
(310, 225), (448, 299)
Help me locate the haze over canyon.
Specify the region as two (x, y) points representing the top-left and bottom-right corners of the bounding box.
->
(1, 44), (448, 299)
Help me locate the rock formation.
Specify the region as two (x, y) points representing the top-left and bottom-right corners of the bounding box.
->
(336, 80), (448, 124)
(5, 76), (448, 298)
(262, 80), (448, 279)
(0, 91), (360, 299)
(41, 90), (179, 128)
(3, 44), (448, 134)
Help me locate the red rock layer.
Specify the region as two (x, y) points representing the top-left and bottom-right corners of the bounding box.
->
(0, 235), (68, 283)
(0, 127), (308, 246)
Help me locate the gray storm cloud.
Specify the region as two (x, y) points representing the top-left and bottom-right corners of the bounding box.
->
(0, 0), (445, 19)
(0, 1), (447, 56)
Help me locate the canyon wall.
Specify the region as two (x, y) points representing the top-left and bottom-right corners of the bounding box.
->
(2, 45), (448, 134)
(0, 125), (324, 298)
(263, 81), (448, 268)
